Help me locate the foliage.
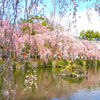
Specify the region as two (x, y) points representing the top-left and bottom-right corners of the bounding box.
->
(74, 59), (84, 66)
(47, 25), (54, 31)
(21, 25), (30, 34)
(21, 25), (37, 35)
(20, 15), (54, 35)
(79, 30), (100, 41)
(44, 42), (52, 49)
(56, 60), (68, 67)
(20, 15), (46, 23)
(86, 60), (96, 67)
(42, 20), (47, 26)
(22, 42), (30, 54)
(31, 30), (37, 35)
(97, 60), (100, 66)
(46, 61), (53, 67)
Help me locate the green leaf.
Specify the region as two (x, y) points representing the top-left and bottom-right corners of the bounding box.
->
(42, 20), (47, 26)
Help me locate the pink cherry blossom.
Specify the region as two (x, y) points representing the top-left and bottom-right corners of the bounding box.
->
(0, 19), (100, 61)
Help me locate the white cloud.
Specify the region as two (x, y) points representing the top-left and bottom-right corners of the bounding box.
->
(48, 8), (100, 36)
(76, 8), (100, 35)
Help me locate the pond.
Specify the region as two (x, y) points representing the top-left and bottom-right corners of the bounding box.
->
(0, 63), (100, 100)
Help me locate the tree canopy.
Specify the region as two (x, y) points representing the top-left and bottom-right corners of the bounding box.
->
(79, 30), (100, 41)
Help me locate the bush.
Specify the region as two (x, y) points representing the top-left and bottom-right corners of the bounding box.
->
(74, 59), (83, 66)
(56, 60), (68, 67)
(86, 60), (95, 67)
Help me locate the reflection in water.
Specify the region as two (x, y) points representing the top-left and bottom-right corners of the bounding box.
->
(24, 70), (38, 91)
(0, 62), (100, 100)
(0, 61), (16, 100)
(70, 89), (100, 100)
(51, 88), (100, 100)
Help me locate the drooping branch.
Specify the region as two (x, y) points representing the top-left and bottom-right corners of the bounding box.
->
(13, 0), (19, 26)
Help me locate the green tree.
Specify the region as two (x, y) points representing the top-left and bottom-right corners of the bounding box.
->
(79, 30), (100, 41)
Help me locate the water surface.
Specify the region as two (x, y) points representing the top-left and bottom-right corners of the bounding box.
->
(0, 65), (100, 100)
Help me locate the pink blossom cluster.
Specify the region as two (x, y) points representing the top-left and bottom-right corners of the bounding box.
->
(20, 22), (53, 34)
(20, 32), (100, 61)
(0, 20), (23, 57)
(0, 20), (100, 61)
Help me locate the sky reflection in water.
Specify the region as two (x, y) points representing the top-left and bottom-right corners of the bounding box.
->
(51, 88), (100, 100)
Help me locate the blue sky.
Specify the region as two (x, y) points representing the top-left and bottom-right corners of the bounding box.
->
(19, 0), (98, 19)
(38, 0), (97, 15)
(0, 0), (98, 20)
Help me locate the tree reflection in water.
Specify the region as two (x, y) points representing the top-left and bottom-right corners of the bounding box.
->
(0, 61), (100, 100)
